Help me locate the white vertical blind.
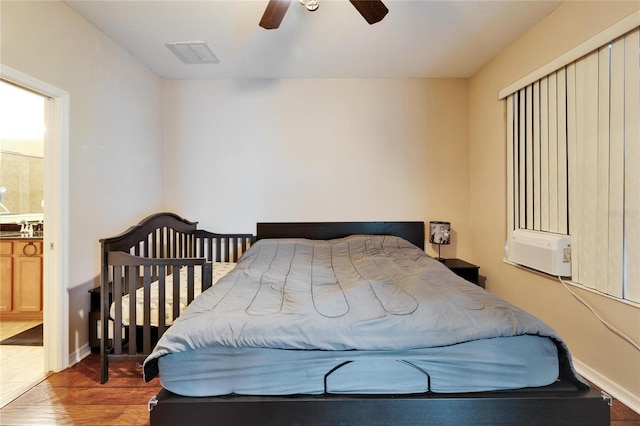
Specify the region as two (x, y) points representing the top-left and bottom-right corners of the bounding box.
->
(556, 70), (568, 235)
(608, 40), (624, 299)
(577, 50), (599, 291)
(624, 29), (640, 303)
(526, 85), (534, 228)
(596, 45), (611, 294)
(566, 62), (579, 281)
(506, 96), (515, 234)
(519, 92), (526, 228)
(548, 72), (559, 233)
(506, 27), (640, 304)
(533, 81), (541, 230)
(540, 77), (550, 231)
(507, 79), (570, 235)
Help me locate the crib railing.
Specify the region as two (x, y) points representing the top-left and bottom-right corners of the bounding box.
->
(99, 213), (255, 383)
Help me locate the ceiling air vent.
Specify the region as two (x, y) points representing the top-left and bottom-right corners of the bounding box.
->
(166, 41), (219, 64)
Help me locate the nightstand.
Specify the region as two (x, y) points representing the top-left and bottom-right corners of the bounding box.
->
(440, 258), (481, 287)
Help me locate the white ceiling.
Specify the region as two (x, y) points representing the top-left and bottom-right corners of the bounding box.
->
(63, 0), (562, 80)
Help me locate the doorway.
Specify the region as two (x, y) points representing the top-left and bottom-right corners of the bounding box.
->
(0, 80), (47, 407)
(0, 65), (70, 406)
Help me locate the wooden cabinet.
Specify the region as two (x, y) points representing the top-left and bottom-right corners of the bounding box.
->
(0, 239), (43, 320)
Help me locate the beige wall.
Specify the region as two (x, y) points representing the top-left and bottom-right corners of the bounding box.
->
(1, 0), (164, 356)
(163, 78), (472, 259)
(469, 2), (640, 407)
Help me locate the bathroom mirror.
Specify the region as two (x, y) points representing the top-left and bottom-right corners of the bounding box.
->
(0, 151), (44, 222)
(0, 80), (46, 224)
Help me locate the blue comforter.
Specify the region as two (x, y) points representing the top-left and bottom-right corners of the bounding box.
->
(143, 235), (586, 389)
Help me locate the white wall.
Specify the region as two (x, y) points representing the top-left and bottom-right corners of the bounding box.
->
(0, 1), (164, 354)
(2, 1), (472, 361)
(162, 78), (472, 259)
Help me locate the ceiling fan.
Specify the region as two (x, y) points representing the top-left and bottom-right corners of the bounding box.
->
(259, 0), (389, 30)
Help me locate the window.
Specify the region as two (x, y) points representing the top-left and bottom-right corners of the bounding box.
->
(502, 24), (639, 304)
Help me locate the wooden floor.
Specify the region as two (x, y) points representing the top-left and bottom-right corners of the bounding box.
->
(0, 354), (161, 425)
(0, 353), (638, 425)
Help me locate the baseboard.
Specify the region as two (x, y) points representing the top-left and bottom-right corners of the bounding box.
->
(574, 358), (640, 415)
(68, 343), (91, 367)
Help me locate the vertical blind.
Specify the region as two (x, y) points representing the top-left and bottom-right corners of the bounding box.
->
(506, 28), (639, 303)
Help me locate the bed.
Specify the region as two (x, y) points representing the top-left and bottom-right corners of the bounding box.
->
(100, 213), (611, 425)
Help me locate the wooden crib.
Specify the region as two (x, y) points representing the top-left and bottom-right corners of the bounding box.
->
(98, 212), (254, 383)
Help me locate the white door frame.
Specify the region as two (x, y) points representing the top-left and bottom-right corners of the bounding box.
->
(0, 64), (69, 372)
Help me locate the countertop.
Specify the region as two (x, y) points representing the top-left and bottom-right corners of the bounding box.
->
(0, 231), (44, 240)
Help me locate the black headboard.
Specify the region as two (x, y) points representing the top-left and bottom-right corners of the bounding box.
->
(256, 222), (425, 250)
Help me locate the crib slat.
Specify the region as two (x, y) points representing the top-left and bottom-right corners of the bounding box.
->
(113, 267), (123, 355)
(242, 236), (251, 255)
(215, 237), (222, 262)
(187, 265), (195, 304)
(230, 237), (237, 261)
(143, 265), (152, 354)
(152, 229), (158, 259)
(172, 229), (178, 258)
(158, 266), (167, 338)
(202, 237), (208, 260)
(128, 266), (138, 356)
(226, 238), (231, 262)
(203, 262), (213, 292)
(173, 266), (181, 321)
(159, 227), (165, 258)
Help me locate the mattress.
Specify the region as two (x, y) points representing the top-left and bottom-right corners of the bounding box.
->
(157, 335), (559, 396)
(144, 235), (587, 395)
(111, 262), (236, 327)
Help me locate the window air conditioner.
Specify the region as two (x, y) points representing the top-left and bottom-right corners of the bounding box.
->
(507, 229), (572, 277)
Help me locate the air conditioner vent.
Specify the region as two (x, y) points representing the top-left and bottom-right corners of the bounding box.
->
(166, 41), (219, 65)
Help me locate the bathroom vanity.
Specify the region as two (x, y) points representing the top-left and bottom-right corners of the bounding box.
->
(0, 234), (43, 320)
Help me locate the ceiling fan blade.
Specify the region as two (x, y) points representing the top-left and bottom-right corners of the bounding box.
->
(259, 0), (291, 29)
(349, 0), (388, 25)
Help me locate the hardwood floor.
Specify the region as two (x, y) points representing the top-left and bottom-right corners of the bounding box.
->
(590, 383), (640, 426)
(611, 404), (640, 426)
(0, 354), (161, 425)
(0, 353), (638, 425)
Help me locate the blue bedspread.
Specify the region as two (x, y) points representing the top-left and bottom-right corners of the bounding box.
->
(143, 235), (586, 390)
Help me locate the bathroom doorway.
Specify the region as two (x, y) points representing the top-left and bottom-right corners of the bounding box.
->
(0, 65), (71, 405)
(0, 80), (47, 407)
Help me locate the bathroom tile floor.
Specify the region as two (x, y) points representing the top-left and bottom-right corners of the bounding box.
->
(0, 321), (46, 408)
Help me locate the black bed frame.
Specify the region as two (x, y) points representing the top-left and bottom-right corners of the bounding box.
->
(99, 213), (610, 424)
(150, 384), (610, 426)
(256, 221), (425, 250)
